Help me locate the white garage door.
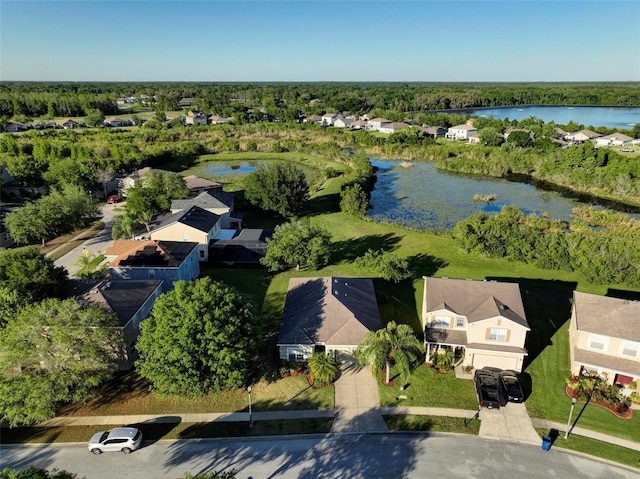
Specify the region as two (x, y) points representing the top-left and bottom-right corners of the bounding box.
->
(472, 354), (518, 371)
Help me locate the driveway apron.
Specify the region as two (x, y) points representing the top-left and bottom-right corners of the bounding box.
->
(479, 403), (540, 444)
(331, 365), (388, 433)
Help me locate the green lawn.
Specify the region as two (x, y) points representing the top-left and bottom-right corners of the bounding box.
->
(1, 418), (334, 445)
(384, 415), (480, 435)
(534, 428), (640, 469)
(58, 373), (334, 417)
(377, 365), (477, 410)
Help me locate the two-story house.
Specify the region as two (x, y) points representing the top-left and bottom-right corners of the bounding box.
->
(445, 124), (478, 141)
(106, 239), (200, 291)
(569, 292), (640, 387)
(149, 205), (221, 261)
(64, 279), (163, 369)
(422, 277), (530, 372)
(170, 190), (240, 228)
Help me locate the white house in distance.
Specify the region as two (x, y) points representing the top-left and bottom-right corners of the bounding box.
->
(595, 132), (634, 147)
(445, 123), (478, 140)
(569, 292), (640, 387)
(367, 118), (391, 131)
(334, 117), (354, 128)
(321, 113), (340, 126)
(379, 122), (410, 134)
(422, 277), (530, 372)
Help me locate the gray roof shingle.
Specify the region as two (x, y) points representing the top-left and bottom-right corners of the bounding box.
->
(154, 205), (220, 233)
(573, 292), (640, 342)
(277, 277), (381, 347)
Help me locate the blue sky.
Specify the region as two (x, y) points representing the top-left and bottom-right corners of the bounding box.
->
(1, 1), (639, 81)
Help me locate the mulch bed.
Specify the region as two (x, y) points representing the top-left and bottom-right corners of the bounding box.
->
(565, 387), (633, 420)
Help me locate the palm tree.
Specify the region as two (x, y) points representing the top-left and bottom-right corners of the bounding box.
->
(74, 253), (108, 279)
(111, 213), (138, 240)
(308, 353), (339, 386)
(356, 321), (423, 385)
(432, 349), (454, 372)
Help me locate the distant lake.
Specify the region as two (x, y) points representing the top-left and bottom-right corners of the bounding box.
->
(202, 161), (265, 176)
(368, 160), (639, 231)
(461, 105), (640, 129)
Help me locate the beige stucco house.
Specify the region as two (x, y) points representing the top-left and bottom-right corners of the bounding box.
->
(564, 129), (602, 143)
(149, 206), (221, 261)
(277, 277), (381, 364)
(422, 277), (530, 372)
(569, 292), (640, 387)
(595, 133), (634, 147)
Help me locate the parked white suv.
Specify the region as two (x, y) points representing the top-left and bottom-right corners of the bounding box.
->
(88, 427), (142, 455)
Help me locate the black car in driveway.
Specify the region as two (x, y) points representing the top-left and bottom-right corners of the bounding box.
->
(499, 370), (524, 402)
(474, 368), (501, 409)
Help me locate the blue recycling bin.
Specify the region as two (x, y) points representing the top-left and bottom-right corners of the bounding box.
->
(541, 435), (552, 451)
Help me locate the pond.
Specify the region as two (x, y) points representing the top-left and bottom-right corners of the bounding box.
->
(367, 160), (639, 231)
(201, 161), (269, 177)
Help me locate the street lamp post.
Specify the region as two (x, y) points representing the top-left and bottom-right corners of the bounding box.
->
(247, 385), (253, 428)
(565, 397), (577, 439)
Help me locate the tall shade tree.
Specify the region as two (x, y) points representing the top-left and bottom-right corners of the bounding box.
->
(244, 163), (309, 217)
(356, 321), (423, 385)
(135, 278), (259, 396)
(0, 247), (67, 303)
(0, 298), (124, 426)
(260, 220), (331, 272)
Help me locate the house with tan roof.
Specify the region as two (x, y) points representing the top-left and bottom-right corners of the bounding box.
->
(595, 132), (634, 147)
(118, 167), (177, 194)
(379, 122), (410, 134)
(106, 239), (200, 291)
(564, 129), (602, 143)
(569, 292), (640, 388)
(64, 279), (163, 369)
(422, 277), (530, 372)
(57, 119), (79, 129)
(334, 117), (354, 128)
(302, 115), (322, 124)
(350, 119), (368, 130)
(321, 113), (340, 126)
(183, 175), (223, 195)
(277, 277), (381, 363)
(445, 124), (478, 140)
(419, 126), (447, 138)
(208, 114), (232, 125)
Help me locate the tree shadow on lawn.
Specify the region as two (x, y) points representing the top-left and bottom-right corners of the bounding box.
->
(330, 233), (402, 263)
(606, 288), (640, 301)
(406, 253), (448, 278)
(57, 370), (152, 416)
(486, 277), (577, 368)
(300, 192), (341, 217)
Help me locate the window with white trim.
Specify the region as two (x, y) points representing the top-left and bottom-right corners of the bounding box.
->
(488, 327), (508, 342)
(433, 315), (451, 328)
(456, 317), (465, 328)
(287, 347), (306, 361)
(621, 341), (639, 357)
(588, 334), (607, 351)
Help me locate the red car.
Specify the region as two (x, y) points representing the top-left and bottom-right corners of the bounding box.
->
(107, 195), (124, 204)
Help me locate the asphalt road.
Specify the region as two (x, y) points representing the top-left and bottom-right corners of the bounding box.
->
(2, 434), (639, 479)
(54, 202), (122, 276)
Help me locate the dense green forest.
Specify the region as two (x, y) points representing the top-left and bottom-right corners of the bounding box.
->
(1, 82), (639, 120)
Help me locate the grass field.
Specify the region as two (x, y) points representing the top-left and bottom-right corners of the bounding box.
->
(384, 415), (480, 435)
(534, 428), (640, 469)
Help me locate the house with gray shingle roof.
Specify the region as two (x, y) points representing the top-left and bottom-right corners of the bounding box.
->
(63, 279), (163, 369)
(595, 132), (634, 147)
(149, 206), (221, 261)
(277, 277), (381, 363)
(106, 239), (200, 291)
(569, 292), (640, 387)
(170, 190), (240, 229)
(183, 175), (223, 195)
(422, 277), (530, 372)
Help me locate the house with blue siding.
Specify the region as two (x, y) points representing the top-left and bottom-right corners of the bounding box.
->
(64, 279), (164, 369)
(106, 240), (200, 292)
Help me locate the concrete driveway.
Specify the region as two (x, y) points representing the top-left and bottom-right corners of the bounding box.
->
(479, 402), (541, 444)
(53, 202), (123, 276)
(331, 364), (388, 433)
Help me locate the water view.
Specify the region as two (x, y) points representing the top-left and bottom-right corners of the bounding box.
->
(463, 106), (640, 129)
(367, 160), (637, 231)
(202, 161), (267, 177)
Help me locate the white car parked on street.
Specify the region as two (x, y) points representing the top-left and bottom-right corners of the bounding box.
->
(88, 427), (143, 455)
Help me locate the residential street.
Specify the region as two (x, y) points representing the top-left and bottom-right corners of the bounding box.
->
(53, 202), (122, 276)
(2, 434), (638, 479)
